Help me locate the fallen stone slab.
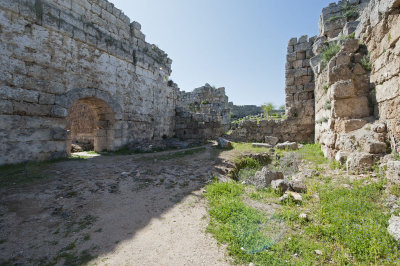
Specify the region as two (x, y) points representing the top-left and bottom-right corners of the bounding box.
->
(248, 167), (283, 189)
(252, 143), (273, 148)
(271, 179), (289, 192)
(289, 179), (307, 193)
(280, 191), (303, 202)
(276, 142), (298, 150)
(217, 137), (232, 149)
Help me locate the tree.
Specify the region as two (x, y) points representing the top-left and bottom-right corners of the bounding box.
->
(261, 102), (275, 118)
(279, 104), (285, 111)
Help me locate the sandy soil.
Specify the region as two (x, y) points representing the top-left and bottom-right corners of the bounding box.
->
(0, 145), (231, 265)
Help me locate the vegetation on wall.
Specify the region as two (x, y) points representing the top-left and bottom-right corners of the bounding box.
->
(321, 42), (341, 69)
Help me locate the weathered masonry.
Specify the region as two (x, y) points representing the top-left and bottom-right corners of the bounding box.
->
(0, 0), (230, 165)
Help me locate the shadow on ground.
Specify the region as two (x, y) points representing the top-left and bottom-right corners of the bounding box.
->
(0, 145), (227, 265)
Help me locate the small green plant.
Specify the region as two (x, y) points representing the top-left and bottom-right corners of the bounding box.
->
(388, 32), (392, 43)
(324, 100), (332, 110)
(321, 42), (341, 68)
(201, 100), (210, 104)
(327, 15), (343, 23)
(316, 117), (329, 124)
(361, 53), (372, 71)
(390, 184), (400, 197)
(230, 157), (261, 180)
(323, 84), (329, 92)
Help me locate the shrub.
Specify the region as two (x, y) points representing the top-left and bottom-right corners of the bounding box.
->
(321, 42), (341, 68)
(361, 53), (372, 71)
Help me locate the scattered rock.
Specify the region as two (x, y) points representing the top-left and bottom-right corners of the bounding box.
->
(71, 144), (83, 153)
(249, 167), (284, 189)
(299, 213), (308, 221)
(217, 137), (233, 149)
(280, 191), (303, 202)
(252, 143), (273, 148)
(271, 179), (289, 192)
(388, 215), (400, 242)
(276, 142), (298, 150)
(372, 123), (386, 133)
(314, 250), (323, 255)
(289, 178), (307, 193)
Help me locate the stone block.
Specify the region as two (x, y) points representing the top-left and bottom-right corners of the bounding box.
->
(252, 143), (273, 148)
(363, 141), (387, 154)
(51, 127), (67, 140)
(346, 152), (374, 172)
(51, 106), (68, 118)
(0, 100), (13, 114)
(13, 102), (51, 116)
(387, 161), (400, 185)
(335, 119), (367, 133)
(330, 80), (356, 99)
(332, 97), (370, 118)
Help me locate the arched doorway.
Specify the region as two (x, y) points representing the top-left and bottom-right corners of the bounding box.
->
(66, 97), (115, 154)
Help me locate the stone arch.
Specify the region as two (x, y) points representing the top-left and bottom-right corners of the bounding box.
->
(58, 88), (123, 154)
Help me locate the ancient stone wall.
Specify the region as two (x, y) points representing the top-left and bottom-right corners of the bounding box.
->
(355, 0), (400, 154)
(175, 84), (230, 141)
(228, 103), (262, 119)
(1, 0), (230, 165)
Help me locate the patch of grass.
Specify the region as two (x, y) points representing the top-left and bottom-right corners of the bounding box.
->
(232, 142), (271, 153)
(0, 239), (7, 244)
(230, 157), (261, 180)
(205, 182), (286, 264)
(327, 15), (343, 23)
(361, 53), (372, 71)
(323, 84), (329, 93)
(297, 143), (328, 166)
(201, 100), (210, 104)
(309, 180), (399, 263)
(321, 42), (341, 69)
(390, 184), (400, 197)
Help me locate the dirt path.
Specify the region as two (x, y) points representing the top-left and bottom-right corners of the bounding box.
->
(0, 146), (231, 265)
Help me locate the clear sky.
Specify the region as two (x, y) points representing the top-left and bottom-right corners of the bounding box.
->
(110, 0), (334, 106)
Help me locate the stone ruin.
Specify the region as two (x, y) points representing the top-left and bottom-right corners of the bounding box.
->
(1, 0), (400, 172)
(0, 0), (230, 165)
(228, 103), (262, 120)
(228, 0), (400, 173)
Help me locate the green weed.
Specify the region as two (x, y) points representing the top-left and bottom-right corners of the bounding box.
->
(321, 42), (341, 69)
